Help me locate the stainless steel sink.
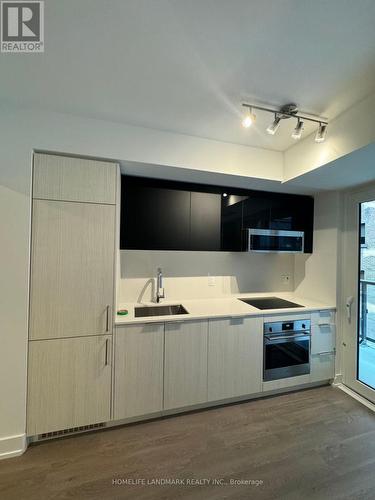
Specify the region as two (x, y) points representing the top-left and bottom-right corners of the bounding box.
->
(134, 304), (189, 318)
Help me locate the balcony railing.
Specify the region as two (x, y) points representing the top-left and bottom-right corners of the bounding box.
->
(360, 280), (375, 344)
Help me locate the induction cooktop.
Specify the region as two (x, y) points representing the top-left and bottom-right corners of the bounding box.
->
(239, 297), (303, 310)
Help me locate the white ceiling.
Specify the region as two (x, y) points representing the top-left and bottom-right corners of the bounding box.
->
(2, 0), (375, 151)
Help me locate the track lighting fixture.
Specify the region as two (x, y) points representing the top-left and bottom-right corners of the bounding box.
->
(241, 103), (327, 144)
(291, 118), (304, 140)
(315, 122), (327, 143)
(266, 114), (281, 135)
(242, 107), (256, 128)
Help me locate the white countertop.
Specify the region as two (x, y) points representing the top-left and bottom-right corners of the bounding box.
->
(115, 292), (335, 325)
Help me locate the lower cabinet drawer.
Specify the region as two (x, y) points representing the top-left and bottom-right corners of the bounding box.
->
(27, 335), (112, 436)
(310, 353), (335, 383)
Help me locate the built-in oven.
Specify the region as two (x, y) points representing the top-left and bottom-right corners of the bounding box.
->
(263, 319), (311, 381)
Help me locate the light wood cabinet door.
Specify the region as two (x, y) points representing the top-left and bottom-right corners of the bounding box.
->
(30, 200), (115, 340)
(164, 320), (208, 410)
(27, 335), (112, 436)
(208, 317), (263, 401)
(311, 311), (336, 355)
(33, 153), (117, 204)
(114, 324), (164, 420)
(310, 353), (335, 383)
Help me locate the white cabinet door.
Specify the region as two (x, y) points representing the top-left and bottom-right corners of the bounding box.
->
(311, 311), (336, 355)
(114, 324), (164, 420)
(208, 317), (263, 401)
(310, 353), (335, 383)
(33, 153), (117, 204)
(27, 335), (112, 436)
(30, 200), (116, 340)
(164, 320), (208, 410)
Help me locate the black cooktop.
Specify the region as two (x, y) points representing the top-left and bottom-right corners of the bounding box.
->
(239, 297), (303, 310)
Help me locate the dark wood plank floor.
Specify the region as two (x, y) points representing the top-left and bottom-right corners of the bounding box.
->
(2, 386), (375, 500)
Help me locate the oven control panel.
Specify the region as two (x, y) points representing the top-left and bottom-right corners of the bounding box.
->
(264, 319), (311, 335)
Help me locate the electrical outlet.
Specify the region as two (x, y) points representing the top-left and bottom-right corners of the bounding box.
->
(281, 274), (291, 285)
(208, 275), (216, 286)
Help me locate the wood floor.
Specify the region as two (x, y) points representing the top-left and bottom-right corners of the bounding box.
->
(2, 386), (375, 500)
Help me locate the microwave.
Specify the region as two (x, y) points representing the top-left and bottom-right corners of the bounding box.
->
(244, 228), (304, 253)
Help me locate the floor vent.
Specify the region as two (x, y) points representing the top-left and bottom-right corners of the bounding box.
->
(38, 422), (106, 441)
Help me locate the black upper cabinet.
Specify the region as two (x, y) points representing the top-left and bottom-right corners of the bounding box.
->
(190, 191), (221, 251)
(121, 178), (191, 250)
(221, 194), (246, 251)
(242, 192), (272, 230)
(121, 177), (222, 251)
(120, 175), (314, 253)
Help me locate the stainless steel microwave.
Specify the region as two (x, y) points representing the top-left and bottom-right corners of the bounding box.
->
(244, 229), (305, 253)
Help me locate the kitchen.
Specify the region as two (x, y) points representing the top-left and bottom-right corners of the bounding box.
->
(1, 2), (375, 499)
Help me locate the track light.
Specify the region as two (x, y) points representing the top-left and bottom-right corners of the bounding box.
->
(241, 102), (327, 144)
(315, 123), (327, 143)
(292, 118), (304, 140)
(242, 107), (256, 128)
(266, 114), (281, 135)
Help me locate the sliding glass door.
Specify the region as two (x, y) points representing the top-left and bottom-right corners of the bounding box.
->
(343, 187), (375, 401)
(358, 201), (375, 389)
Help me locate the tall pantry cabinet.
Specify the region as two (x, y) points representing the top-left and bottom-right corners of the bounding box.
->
(27, 153), (118, 436)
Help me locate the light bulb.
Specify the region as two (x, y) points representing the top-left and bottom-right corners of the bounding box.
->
(267, 115), (281, 135)
(242, 108), (256, 128)
(292, 119), (304, 140)
(315, 123), (327, 143)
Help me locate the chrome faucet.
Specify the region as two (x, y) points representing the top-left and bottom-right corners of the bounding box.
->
(156, 267), (165, 303)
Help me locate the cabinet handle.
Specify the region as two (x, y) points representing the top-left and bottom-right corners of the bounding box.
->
(105, 305), (110, 332)
(318, 323), (333, 327)
(316, 350), (335, 356)
(105, 339), (109, 366)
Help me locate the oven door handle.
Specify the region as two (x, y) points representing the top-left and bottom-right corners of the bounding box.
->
(265, 334), (310, 342)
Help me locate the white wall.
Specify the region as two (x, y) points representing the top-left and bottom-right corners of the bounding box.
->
(284, 91), (375, 182)
(118, 251), (295, 303)
(294, 191), (341, 305)
(0, 106), (283, 457)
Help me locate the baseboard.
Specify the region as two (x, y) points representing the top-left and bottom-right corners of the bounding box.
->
(0, 433), (27, 460)
(336, 383), (375, 413)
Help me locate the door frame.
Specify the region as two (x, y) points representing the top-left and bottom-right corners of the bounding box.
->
(341, 181), (375, 403)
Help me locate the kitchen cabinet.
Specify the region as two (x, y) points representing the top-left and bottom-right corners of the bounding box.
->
(310, 310), (335, 382)
(121, 175), (314, 253)
(310, 353), (335, 383)
(27, 153), (119, 437)
(29, 199), (116, 340)
(242, 192), (272, 230)
(221, 194), (245, 251)
(311, 311), (336, 355)
(114, 323), (164, 419)
(164, 320), (208, 409)
(27, 335), (112, 436)
(33, 153), (117, 204)
(121, 178), (191, 250)
(208, 317), (263, 401)
(190, 192), (221, 251)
